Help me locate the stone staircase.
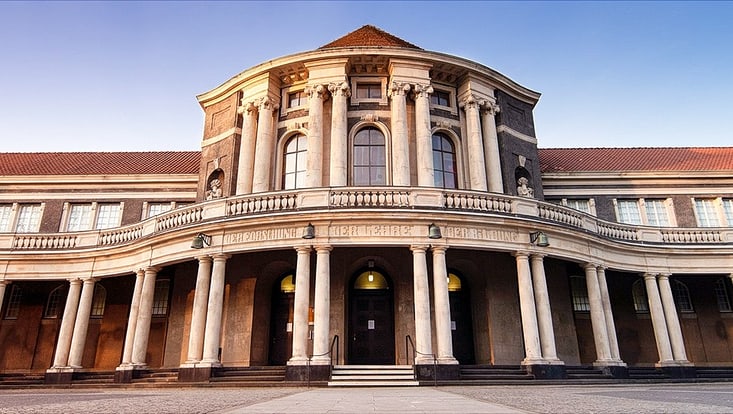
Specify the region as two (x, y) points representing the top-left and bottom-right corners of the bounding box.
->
(627, 367), (668, 380)
(328, 365), (419, 387)
(130, 368), (180, 385)
(457, 365), (534, 383)
(209, 366), (286, 386)
(565, 366), (614, 380)
(0, 372), (45, 388)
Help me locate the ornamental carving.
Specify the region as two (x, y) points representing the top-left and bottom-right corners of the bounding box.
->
(257, 96), (278, 112)
(460, 94), (480, 110)
(237, 100), (257, 116)
(516, 177), (534, 199)
(481, 102), (501, 116)
(388, 81), (411, 97)
(328, 81), (351, 98)
(412, 83), (434, 99)
(306, 84), (327, 100)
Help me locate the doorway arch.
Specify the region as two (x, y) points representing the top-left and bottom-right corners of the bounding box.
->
(348, 267), (395, 364)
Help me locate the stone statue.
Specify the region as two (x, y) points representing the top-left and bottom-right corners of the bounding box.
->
(517, 177), (534, 198)
(206, 178), (222, 200)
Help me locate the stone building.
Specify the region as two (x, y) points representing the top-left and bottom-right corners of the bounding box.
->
(1, 26), (732, 385)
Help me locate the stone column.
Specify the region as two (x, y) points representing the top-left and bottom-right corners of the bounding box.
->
(584, 264), (612, 363)
(643, 273), (674, 364)
(514, 252), (542, 363)
(414, 83), (435, 187)
(120, 269), (145, 366)
(201, 254), (230, 365)
(597, 267), (622, 362)
(68, 278), (97, 368)
(390, 81), (411, 186)
(305, 84), (326, 188)
(51, 279), (82, 368)
(289, 246), (312, 365)
(658, 274), (689, 362)
(252, 97), (278, 193)
(328, 82), (350, 187)
(235, 100), (258, 195)
(530, 254), (558, 361)
(311, 245), (332, 364)
(480, 101), (503, 193)
(462, 95), (488, 191)
(411, 245), (433, 363)
(184, 255), (213, 364)
(432, 246), (457, 364)
(131, 267), (159, 367)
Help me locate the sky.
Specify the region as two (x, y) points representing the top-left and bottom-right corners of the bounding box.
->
(0, 1), (731, 152)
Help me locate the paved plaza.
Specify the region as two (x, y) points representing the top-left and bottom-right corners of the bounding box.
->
(1, 383), (733, 413)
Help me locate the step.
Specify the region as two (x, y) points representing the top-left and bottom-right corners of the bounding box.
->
(332, 369), (412, 375)
(328, 380), (420, 387)
(330, 374), (414, 380)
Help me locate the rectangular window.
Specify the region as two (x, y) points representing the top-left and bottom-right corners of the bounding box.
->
(147, 202), (173, 218)
(95, 203), (121, 229)
(288, 90), (306, 109)
(15, 204), (42, 233)
(616, 200), (642, 225)
(356, 83), (382, 99)
(694, 199), (720, 227)
(644, 199), (670, 227)
(67, 204), (93, 231)
(566, 199), (591, 214)
(723, 199), (733, 226)
(0, 204), (12, 232)
(715, 279), (732, 313)
(4, 285), (22, 319)
(152, 280), (170, 316)
(430, 90), (451, 107)
(570, 277), (590, 312)
(350, 77), (388, 106)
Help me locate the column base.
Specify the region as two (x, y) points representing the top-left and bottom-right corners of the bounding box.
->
(178, 365), (212, 382)
(414, 363), (460, 381)
(309, 356), (332, 366)
(284, 364), (331, 382)
(286, 357), (309, 366)
(658, 363), (696, 378)
(45, 367), (74, 384)
(523, 363), (567, 379)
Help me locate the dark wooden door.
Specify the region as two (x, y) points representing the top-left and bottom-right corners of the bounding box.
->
(450, 290), (476, 364)
(348, 290), (394, 364)
(269, 292), (294, 365)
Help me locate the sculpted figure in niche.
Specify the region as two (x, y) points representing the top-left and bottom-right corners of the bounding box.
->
(206, 178), (223, 200)
(517, 177), (534, 198)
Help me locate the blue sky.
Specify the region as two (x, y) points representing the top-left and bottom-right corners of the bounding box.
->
(0, 1), (730, 152)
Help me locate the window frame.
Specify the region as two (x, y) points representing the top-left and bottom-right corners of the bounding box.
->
(13, 203), (45, 233)
(569, 275), (590, 312)
(350, 77), (388, 106)
(715, 278), (732, 313)
(4, 284), (22, 319)
(281, 133), (308, 190)
(44, 285), (66, 319)
(613, 198), (675, 227)
(429, 85), (458, 115)
(432, 132), (458, 189)
(693, 197), (732, 227)
(60, 202), (123, 232)
(152, 279), (171, 317)
(351, 125), (388, 186)
(632, 279), (649, 313)
(280, 84), (308, 115)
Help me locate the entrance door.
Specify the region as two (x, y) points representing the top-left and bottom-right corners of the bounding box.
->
(449, 273), (476, 364)
(269, 274), (295, 365)
(348, 270), (395, 365)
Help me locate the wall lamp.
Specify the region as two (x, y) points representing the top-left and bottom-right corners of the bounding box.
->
(530, 231), (550, 247)
(191, 233), (212, 249)
(428, 223), (442, 239)
(302, 223), (315, 239)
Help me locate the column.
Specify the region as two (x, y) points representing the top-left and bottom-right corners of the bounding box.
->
(414, 83), (435, 187)
(311, 245), (332, 364)
(0, 281), (8, 316)
(597, 267), (622, 362)
(514, 252), (542, 363)
(530, 254), (558, 361)
(131, 267), (159, 366)
(51, 279), (82, 368)
(120, 269), (145, 366)
(584, 264), (612, 363)
(480, 101), (503, 193)
(305, 84), (326, 188)
(289, 246), (312, 365)
(432, 246), (456, 364)
(185, 255), (213, 364)
(411, 245), (433, 363)
(658, 274), (689, 362)
(462, 95), (487, 191)
(328, 82), (350, 187)
(390, 81), (411, 186)
(68, 278), (96, 368)
(235, 100), (258, 195)
(201, 254), (230, 365)
(643, 273), (674, 364)
(251, 97), (278, 193)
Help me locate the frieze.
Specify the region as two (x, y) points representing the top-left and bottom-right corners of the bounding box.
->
(226, 227), (299, 243)
(443, 226), (518, 242)
(330, 224), (413, 237)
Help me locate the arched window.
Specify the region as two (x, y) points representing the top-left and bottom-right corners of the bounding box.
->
(4, 285), (22, 319)
(632, 279), (649, 313)
(283, 134), (307, 190)
(432, 133), (457, 189)
(91, 284), (107, 318)
(353, 269), (389, 290)
(280, 274), (295, 293)
(672, 279), (694, 313)
(353, 127), (386, 186)
(570, 276), (590, 312)
(44, 285), (66, 318)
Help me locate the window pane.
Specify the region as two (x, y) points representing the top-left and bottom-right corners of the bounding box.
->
(15, 204), (42, 233)
(695, 199), (719, 227)
(645, 199), (669, 226)
(44, 286), (65, 318)
(723, 199), (733, 226)
(0, 205), (12, 232)
(617, 200), (641, 225)
(91, 285), (106, 317)
(282, 134), (307, 190)
(95, 204), (121, 229)
(432, 134), (456, 189)
(566, 200), (591, 214)
(352, 127), (385, 186)
(570, 276), (590, 312)
(152, 280), (170, 316)
(715, 279), (732, 312)
(371, 167), (386, 185)
(672, 280), (694, 312)
(632, 280), (649, 312)
(371, 146), (385, 165)
(148, 203), (172, 218)
(4, 285), (22, 319)
(354, 167), (370, 186)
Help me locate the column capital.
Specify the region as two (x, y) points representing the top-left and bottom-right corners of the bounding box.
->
(0, 280), (10, 287)
(81, 277), (98, 284)
(512, 251), (530, 259)
(388, 81), (411, 97)
(67, 278), (83, 285)
(410, 244), (429, 252)
(257, 96), (279, 112)
(306, 84), (328, 100)
(314, 244), (332, 253)
(412, 83), (433, 99)
(459, 94), (482, 110)
(529, 253), (546, 260)
(642, 273), (658, 280)
(145, 266), (161, 274)
(584, 262), (600, 271)
(196, 254), (213, 263)
(657, 274), (672, 281)
(134, 268), (146, 276)
(211, 253), (231, 261)
(237, 99), (257, 115)
(431, 245), (448, 254)
(294, 245), (312, 254)
(481, 101), (501, 116)
(328, 81), (351, 97)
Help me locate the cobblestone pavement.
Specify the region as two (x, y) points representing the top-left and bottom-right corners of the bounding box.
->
(1, 383), (733, 413)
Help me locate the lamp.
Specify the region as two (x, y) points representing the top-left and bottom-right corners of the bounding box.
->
(302, 223), (315, 239)
(428, 223), (442, 239)
(191, 233), (212, 249)
(530, 231), (550, 247)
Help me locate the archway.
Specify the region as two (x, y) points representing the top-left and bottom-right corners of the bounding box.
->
(348, 268), (395, 364)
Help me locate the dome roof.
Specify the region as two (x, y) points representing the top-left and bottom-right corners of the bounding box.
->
(319, 25), (421, 50)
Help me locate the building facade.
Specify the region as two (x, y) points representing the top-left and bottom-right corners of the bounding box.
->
(1, 26), (732, 384)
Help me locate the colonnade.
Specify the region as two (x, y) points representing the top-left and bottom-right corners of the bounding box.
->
(643, 273), (690, 366)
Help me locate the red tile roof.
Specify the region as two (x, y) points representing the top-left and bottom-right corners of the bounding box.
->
(0, 152), (201, 176)
(319, 25), (421, 50)
(540, 147), (733, 173)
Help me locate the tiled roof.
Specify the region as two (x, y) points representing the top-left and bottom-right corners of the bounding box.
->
(539, 147), (733, 173)
(0, 152), (201, 176)
(319, 25), (421, 50)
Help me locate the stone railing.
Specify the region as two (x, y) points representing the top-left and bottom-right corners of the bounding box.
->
(2, 188), (732, 251)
